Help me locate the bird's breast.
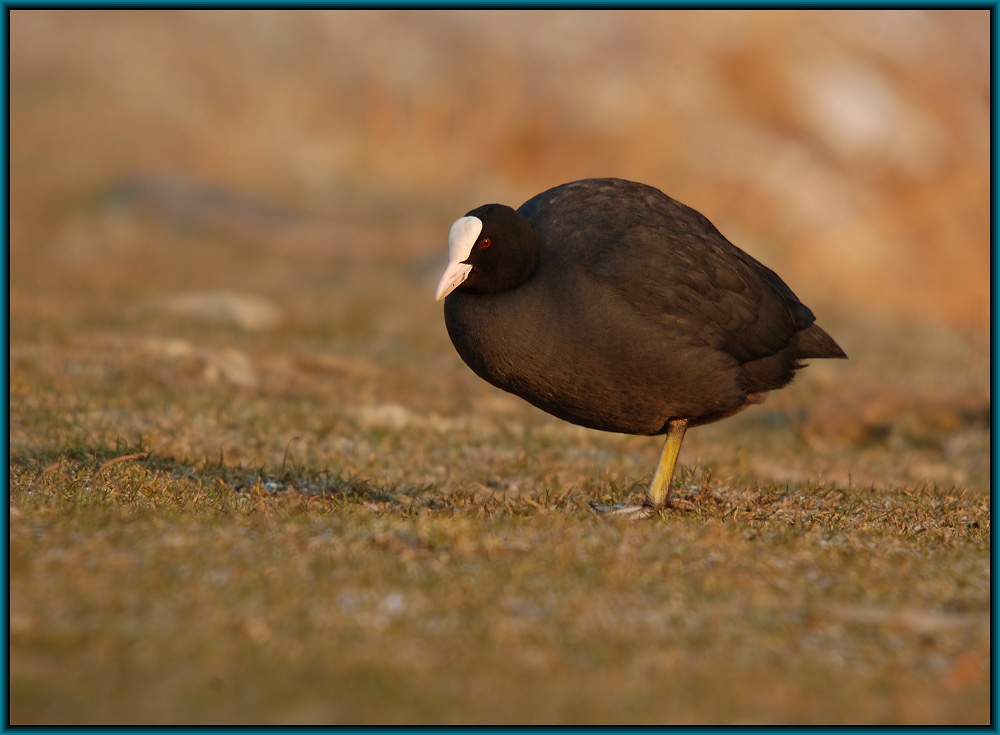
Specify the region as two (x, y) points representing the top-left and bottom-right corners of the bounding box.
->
(443, 282), (746, 434)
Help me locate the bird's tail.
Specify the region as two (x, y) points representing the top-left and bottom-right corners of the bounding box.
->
(792, 323), (847, 360)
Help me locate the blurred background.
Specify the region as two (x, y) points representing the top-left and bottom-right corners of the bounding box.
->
(9, 9), (991, 491)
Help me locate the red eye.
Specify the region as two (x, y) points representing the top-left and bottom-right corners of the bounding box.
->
(480, 238), (491, 248)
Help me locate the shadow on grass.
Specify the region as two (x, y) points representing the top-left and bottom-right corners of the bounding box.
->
(8, 438), (991, 538)
(9, 438), (436, 510)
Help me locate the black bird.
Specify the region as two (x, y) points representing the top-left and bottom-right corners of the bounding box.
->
(436, 178), (846, 518)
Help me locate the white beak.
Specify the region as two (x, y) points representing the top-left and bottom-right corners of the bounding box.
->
(435, 215), (483, 302)
(435, 260), (473, 302)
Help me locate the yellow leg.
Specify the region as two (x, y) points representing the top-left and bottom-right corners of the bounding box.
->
(590, 418), (689, 519)
(643, 418), (688, 511)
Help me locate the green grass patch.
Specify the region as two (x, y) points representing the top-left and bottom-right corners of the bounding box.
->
(9, 439), (990, 725)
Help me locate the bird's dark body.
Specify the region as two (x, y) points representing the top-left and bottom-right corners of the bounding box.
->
(443, 178), (845, 436)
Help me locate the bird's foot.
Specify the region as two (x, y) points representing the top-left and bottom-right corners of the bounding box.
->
(589, 502), (662, 519)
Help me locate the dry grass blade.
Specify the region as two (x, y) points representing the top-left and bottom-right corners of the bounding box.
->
(91, 452), (151, 480)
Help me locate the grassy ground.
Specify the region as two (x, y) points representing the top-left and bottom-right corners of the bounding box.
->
(8, 10), (991, 726)
(8, 457), (991, 725)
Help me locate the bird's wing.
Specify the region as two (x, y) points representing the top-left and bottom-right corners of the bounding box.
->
(614, 224), (810, 364)
(522, 179), (814, 365)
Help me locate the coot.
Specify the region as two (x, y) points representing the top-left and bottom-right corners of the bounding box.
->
(436, 178), (846, 518)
